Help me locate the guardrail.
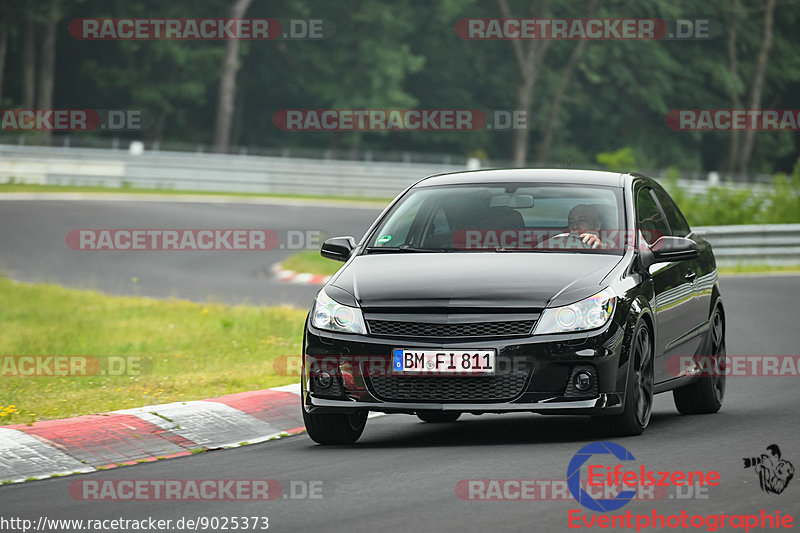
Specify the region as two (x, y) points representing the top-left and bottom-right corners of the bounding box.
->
(2, 145), (794, 266)
(693, 224), (800, 267)
(0, 144), (464, 197)
(0, 137), (778, 183)
(0, 144), (769, 197)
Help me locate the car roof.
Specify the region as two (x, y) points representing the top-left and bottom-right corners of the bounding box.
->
(414, 168), (627, 188)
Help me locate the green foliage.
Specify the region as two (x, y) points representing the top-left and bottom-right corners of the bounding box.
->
(663, 158), (800, 226)
(761, 159), (800, 224)
(596, 147), (637, 172)
(684, 187), (763, 226)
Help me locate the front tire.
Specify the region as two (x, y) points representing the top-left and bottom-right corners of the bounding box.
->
(595, 318), (654, 437)
(416, 411), (461, 423)
(673, 305), (725, 414)
(302, 407), (367, 445)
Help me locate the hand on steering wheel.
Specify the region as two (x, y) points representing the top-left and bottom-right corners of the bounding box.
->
(576, 231), (604, 249)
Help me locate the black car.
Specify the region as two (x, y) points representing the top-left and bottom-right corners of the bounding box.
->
(301, 169), (725, 444)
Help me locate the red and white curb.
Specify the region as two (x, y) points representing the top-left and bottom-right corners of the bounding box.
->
(0, 384), (305, 484)
(271, 263), (331, 285)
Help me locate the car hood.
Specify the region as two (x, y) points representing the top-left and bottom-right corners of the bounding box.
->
(329, 252), (623, 309)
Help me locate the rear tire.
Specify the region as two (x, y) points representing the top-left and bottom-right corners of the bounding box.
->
(594, 318), (654, 437)
(673, 306), (725, 415)
(416, 411), (461, 423)
(302, 408), (367, 445)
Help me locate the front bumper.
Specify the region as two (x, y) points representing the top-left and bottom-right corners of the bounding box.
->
(307, 394), (623, 416)
(302, 317), (631, 417)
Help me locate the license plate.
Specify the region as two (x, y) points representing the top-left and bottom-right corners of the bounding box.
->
(392, 349), (496, 375)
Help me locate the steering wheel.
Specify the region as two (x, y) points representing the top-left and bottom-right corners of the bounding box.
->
(542, 232), (591, 250)
(566, 232), (588, 248)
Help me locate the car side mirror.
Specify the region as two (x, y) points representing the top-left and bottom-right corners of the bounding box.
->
(651, 236), (699, 264)
(321, 236), (356, 262)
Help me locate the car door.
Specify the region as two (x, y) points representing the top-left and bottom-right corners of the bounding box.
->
(635, 185), (697, 384)
(651, 186), (712, 344)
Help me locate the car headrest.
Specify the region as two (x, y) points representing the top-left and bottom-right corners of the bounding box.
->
(483, 206), (526, 230)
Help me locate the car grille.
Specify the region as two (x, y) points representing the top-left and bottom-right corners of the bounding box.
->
(367, 320), (535, 338)
(367, 369), (529, 403)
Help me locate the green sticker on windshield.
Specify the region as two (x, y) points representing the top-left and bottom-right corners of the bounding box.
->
(377, 234), (392, 244)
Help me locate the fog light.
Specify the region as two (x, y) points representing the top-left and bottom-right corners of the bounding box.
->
(574, 371), (593, 391)
(314, 370), (333, 389)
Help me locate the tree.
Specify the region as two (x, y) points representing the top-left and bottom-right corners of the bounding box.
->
(237, 0), (425, 152)
(212, 0), (253, 153)
(0, 12), (8, 105)
(737, 0), (777, 178)
(21, 14), (35, 108)
(724, 0), (743, 177)
(534, 0), (596, 166)
(498, 0), (550, 167)
(6, 0), (793, 176)
(37, 0), (61, 145)
(72, 0), (226, 144)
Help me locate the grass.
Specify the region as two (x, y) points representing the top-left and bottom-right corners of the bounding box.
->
(0, 182), (392, 205)
(717, 264), (800, 275)
(0, 277), (305, 426)
(280, 250), (343, 276)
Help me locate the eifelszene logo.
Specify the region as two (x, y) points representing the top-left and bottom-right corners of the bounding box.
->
(743, 444), (795, 494)
(567, 441), (637, 512)
(567, 441), (721, 512)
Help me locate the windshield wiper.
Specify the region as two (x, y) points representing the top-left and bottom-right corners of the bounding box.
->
(365, 245), (452, 253)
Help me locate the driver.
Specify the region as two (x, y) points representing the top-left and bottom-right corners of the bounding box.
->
(569, 204), (606, 248)
(545, 204), (609, 249)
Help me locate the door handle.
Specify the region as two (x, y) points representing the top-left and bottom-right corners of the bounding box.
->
(685, 271), (697, 283)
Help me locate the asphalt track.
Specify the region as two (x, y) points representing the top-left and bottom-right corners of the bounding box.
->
(2, 198), (799, 532)
(0, 198), (384, 308)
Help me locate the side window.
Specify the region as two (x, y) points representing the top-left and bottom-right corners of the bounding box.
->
(653, 189), (691, 237)
(373, 195), (425, 246)
(636, 188), (669, 246)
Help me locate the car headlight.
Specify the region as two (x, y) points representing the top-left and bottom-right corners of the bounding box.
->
(311, 288), (366, 334)
(534, 288), (616, 335)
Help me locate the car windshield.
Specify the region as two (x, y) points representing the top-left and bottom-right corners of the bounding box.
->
(367, 183), (626, 254)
